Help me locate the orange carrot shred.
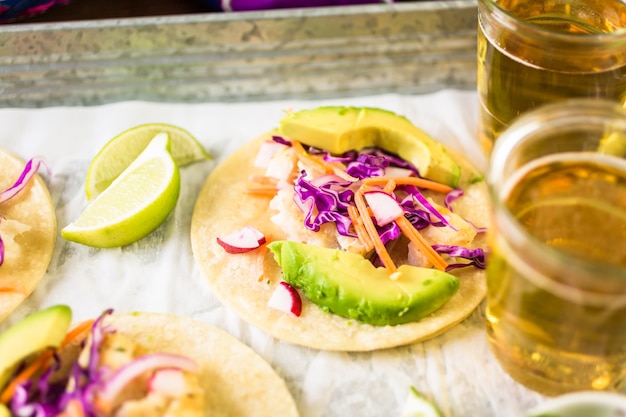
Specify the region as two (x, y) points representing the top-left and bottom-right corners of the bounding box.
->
(61, 319), (95, 348)
(382, 178), (396, 194)
(363, 176), (453, 194)
(59, 399), (86, 417)
(0, 351), (52, 404)
(395, 216), (448, 272)
(248, 175), (279, 186)
(354, 189), (397, 272)
(0, 287), (23, 295)
(245, 187), (279, 197)
(347, 205), (374, 251)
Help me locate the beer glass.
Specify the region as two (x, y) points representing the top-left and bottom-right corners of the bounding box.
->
(477, 0), (626, 154)
(487, 99), (626, 395)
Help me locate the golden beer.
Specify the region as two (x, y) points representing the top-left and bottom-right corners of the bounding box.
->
(488, 154), (626, 394)
(477, 0), (626, 154)
(487, 100), (626, 395)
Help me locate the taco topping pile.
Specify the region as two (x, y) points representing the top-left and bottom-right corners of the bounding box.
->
(0, 307), (204, 417)
(249, 137), (485, 273)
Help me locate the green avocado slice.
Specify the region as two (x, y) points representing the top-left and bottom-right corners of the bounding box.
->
(267, 240), (459, 326)
(0, 305), (72, 390)
(279, 106), (462, 187)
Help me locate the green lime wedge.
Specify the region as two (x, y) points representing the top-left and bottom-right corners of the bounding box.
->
(85, 123), (208, 200)
(63, 133), (180, 248)
(400, 387), (444, 417)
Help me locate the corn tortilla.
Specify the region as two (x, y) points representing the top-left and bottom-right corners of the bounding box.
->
(0, 149), (56, 323)
(55, 312), (300, 417)
(191, 133), (488, 351)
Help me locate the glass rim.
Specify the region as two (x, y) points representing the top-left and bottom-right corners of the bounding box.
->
(478, 0), (626, 46)
(488, 99), (626, 289)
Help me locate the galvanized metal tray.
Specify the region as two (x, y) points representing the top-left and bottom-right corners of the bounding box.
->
(0, 1), (477, 107)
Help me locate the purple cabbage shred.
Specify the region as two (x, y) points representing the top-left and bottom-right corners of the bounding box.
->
(433, 244), (487, 271)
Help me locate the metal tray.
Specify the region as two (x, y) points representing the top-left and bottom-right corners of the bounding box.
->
(0, 1), (477, 107)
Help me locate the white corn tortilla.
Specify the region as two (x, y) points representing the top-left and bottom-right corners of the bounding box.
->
(57, 312), (300, 417)
(191, 133), (488, 351)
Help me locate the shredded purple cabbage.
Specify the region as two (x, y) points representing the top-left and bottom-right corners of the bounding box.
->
(271, 135), (292, 146)
(291, 147), (462, 246)
(404, 185), (456, 231)
(286, 144), (487, 272)
(293, 172), (355, 237)
(433, 244), (487, 272)
(443, 188), (487, 234)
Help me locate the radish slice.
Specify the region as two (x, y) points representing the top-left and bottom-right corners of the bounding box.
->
(268, 281), (302, 317)
(98, 353), (198, 406)
(254, 140), (287, 168)
(364, 191), (405, 226)
(217, 226), (266, 254)
(148, 368), (188, 397)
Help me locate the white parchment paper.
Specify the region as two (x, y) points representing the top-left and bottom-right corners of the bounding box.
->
(0, 90), (546, 417)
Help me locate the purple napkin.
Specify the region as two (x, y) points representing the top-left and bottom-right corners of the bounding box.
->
(205, 0), (392, 12)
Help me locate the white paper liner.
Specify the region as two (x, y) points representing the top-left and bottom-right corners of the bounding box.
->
(0, 90), (544, 417)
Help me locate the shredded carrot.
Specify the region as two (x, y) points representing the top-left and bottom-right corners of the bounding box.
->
(249, 175), (279, 186)
(246, 175), (281, 196)
(363, 176), (453, 194)
(58, 399), (87, 417)
(382, 178), (397, 194)
(61, 319), (95, 348)
(354, 190), (397, 272)
(395, 216), (448, 272)
(347, 205), (374, 251)
(0, 351), (52, 404)
(0, 287), (23, 295)
(0, 319), (95, 404)
(245, 187), (279, 196)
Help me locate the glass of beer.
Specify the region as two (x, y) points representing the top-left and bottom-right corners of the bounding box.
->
(477, 0), (626, 154)
(487, 99), (626, 395)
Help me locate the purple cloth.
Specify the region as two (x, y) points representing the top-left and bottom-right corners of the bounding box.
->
(205, 0), (390, 12)
(0, 0), (70, 22)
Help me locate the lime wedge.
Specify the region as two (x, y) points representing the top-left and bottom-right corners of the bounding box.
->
(63, 133), (180, 248)
(400, 387), (443, 417)
(85, 123), (208, 200)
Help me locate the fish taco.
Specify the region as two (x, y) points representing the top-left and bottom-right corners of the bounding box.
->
(0, 150), (56, 323)
(0, 306), (299, 417)
(191, 106), (489, 351)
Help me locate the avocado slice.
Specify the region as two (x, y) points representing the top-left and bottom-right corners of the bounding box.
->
(0, 305), (72, 390)
(267, 240), (459, 326)
(279, 106), (462, 187)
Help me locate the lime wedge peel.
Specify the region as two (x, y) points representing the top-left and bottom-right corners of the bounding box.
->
(400, 387), (444, 417)
(85, 123), (209, 200)
(62, 133), (181, 248)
